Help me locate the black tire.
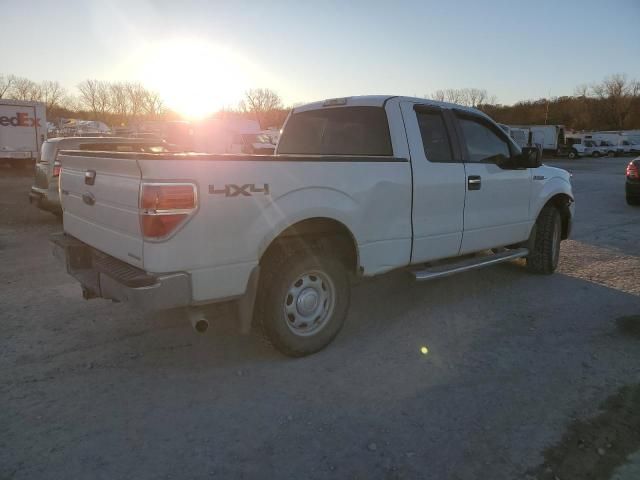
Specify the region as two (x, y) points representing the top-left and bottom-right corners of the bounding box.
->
(568, 149), (578, 159)
(592, 151), (601, 158)
(255, 242), (350, 357)
(526, 204), (562, 274)
(627, 195), (640, 206)
(607, 150), (616, 158)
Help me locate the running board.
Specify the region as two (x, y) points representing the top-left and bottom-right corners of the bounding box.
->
(412, 248), (529, 281)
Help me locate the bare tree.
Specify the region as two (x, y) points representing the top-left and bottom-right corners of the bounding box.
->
(40, 81), (66, 110)
(574, 84), (589, 98)
(239, 88), (283, 127)
(591, 74), (639, 129)
(431, 88), (493, 108)
(431, 90), (446, 102)
(109, 82), (129, 123)
(77, 79), (100, 118)
(11, 76), (41, 101)
(0, 74), (17, 99)
(464, 88), (489, 108)
(77, 79), (111, 120)
(142, 90), (164, 118)
(125, 82), (147, 119)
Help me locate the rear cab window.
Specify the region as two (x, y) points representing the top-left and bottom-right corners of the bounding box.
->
(415, 110), (454, 162)
(277, 106), (393, 156)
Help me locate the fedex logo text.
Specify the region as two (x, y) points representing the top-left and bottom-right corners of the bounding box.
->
(0, 112), (42, 127)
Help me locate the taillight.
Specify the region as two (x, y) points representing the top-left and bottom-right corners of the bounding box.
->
(52, 160), (61, 177)
(140, 183), (197, 239)
(627, 162), (639, 179)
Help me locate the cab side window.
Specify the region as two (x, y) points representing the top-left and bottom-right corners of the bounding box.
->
(458, 116), (510, 163)
(416, 110), (454, 162)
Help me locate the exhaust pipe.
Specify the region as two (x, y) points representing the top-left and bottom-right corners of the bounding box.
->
(188, 308), (209, 334)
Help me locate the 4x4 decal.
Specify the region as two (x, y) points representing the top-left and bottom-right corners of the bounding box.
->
(209, 184), (270, 197)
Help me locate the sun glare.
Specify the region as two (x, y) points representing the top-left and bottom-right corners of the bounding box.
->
(134, 39), (254, 119)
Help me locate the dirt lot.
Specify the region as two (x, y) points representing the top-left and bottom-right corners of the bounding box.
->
(1, 157), (639, 479)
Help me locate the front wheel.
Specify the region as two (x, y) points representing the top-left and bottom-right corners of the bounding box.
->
(526, 204), (562, 274)
(592, 151), (601, 158)
(255, 243), (350, 357)
(607, 150), (616, 158)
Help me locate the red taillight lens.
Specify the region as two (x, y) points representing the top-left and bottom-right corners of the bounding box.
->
(627, 162), (639, 179)
(140, 183), (197, 239)
(52, 161), (61, 177)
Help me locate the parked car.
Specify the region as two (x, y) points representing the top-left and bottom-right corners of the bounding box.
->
(51, 95), (574, 357)
(29, 136), (173, 217)
(619, 139), (640, 155)
(595, 140), (618, 157)
(567, 138), (598, 159)
(626, 157), (640, 206)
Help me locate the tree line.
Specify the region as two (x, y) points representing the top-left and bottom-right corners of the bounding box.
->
(430, 75), (640, 131)
(0, 75), (166, 126)
(2, 72), (639, 131)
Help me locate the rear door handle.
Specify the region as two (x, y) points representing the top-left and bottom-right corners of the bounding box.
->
(468, 175), (481, 190)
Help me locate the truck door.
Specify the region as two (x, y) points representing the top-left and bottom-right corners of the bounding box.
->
(453, 111), (532, 254)
(400, 102), (466, 263)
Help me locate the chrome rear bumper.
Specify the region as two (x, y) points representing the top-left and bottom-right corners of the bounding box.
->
(50, 233), (191, 310)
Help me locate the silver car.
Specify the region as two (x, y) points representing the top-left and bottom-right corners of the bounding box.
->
(29, 136), (171, 217)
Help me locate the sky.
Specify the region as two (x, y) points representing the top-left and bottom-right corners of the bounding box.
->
(2, 0), (639, 117)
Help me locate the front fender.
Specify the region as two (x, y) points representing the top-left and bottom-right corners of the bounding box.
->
(531, 176), (574, 221)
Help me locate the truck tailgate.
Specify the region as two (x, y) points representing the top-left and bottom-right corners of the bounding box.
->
(58, 152), (144, 268)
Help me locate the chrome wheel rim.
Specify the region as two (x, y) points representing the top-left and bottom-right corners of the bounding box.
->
(283, 270), (335, 337)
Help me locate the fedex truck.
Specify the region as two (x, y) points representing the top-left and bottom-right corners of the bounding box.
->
(0, 100), (46, 168)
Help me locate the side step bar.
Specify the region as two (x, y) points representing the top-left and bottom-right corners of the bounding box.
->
(412, 248), (529, 281)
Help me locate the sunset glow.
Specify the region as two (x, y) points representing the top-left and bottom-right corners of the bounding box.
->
(135, 39), (255, 119)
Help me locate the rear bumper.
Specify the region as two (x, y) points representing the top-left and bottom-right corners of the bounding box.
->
(626, 180), (640, 198)
(50, 233), (191, 310)
(0, 151), (32, 159)
(29, 187), (61, 213)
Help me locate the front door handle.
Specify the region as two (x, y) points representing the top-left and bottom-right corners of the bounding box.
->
(468, 175), (482, 190)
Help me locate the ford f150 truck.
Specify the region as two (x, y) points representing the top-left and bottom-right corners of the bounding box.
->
(51, 96), (574, 357)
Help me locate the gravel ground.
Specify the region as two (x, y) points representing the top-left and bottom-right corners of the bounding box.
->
(1, 157), (639, 479)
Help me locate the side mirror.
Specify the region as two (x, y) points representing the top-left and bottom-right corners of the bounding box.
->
(518, 146), (542, 168)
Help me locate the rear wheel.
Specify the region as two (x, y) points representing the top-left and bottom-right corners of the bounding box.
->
(526, 204), (562, 274)
(627, 195), (640, 206)
(568, 149), (578, 159)
(255, 242), (350, 357)
(607, 150), (616, 158)
(592, 151), (601, 158)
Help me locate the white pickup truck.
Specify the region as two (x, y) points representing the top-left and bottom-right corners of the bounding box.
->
(51, 96), (574, 357)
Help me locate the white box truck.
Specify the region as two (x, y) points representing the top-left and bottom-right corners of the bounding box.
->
(0, 100), (46, 168)
(511, 124), (565, 153)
